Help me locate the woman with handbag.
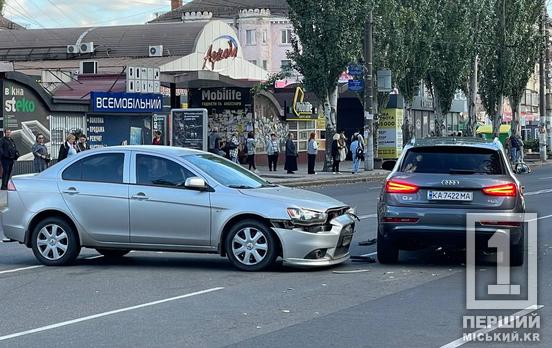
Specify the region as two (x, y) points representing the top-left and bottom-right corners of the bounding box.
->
(32, 133), (50, 173)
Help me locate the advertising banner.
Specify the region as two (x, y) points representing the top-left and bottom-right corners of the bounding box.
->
(378, 108), (404, 159)
(91, 92), (163, 113)
(87, 115), (152, 148)
(171, 109), (208, 151)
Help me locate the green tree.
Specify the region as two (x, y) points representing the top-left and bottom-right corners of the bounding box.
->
(287, 0), (369, 170)
(479, 0), (543, 136)
(425, 0), (474, 136)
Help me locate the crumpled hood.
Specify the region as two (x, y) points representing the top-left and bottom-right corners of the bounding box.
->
(239, 186), (347, 211)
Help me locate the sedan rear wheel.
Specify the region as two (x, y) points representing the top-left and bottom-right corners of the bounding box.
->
(31, 217), (80, 266)
(225, 219), (278, 271)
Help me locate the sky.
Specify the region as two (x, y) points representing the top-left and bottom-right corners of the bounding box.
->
(2, 1), (552, 29)
(2, 0), (177, 28)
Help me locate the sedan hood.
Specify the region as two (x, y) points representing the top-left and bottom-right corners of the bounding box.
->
(239, 186), (347, 211)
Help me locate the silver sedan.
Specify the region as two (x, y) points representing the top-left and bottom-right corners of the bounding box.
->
(1, 146), (356, 271)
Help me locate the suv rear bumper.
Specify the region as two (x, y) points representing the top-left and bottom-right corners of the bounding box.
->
(379, 206), (524, 248)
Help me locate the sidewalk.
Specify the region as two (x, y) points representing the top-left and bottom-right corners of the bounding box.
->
(241, 160), (388, 187)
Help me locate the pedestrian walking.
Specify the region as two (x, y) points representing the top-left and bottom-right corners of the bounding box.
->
(32, 133), (50, 173)
(152, 131), (162, 145)
(77, 134), (90, 152)
(509, 134), (522, 163)
(208, 127), (222, 155)
(228, 133), (240, 163)
(0, 129), (19, 190)
(266, 133), (280, 171)
(246, 132), (258, 173)
(284, 133), (298, 174)
(331, 133), (341, 174)
(350, 134), (364, 174)
(58, 134), (77, 161)
(307, 132), (318, 174)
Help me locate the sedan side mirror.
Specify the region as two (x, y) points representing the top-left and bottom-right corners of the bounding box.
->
(185, 177), (208, 191)
(382, 160), (397, 171)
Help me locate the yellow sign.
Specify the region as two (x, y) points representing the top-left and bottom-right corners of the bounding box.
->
(288, 87), (315, 120)
(377, 108), (404, 159)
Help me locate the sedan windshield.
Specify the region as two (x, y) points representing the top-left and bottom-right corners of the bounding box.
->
(184, 154), (274, 189)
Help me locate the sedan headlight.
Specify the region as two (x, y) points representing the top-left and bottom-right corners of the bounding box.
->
(287, 208), (327, 225)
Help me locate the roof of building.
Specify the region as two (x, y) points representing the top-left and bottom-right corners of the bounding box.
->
(52, 74), (128, 100)
(151, 0), (289, 22)
(0, 16), (25, 30)
(0, 21), (207, 62)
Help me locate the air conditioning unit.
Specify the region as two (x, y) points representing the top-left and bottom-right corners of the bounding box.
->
(80, 42), (95, 54)
(80, 60), (98, 74)
(149, 45), (163, 57)
(67, 45), (79, 54)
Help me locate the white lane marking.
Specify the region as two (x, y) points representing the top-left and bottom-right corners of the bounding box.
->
(360, 252), (377, 257)
(530, 214), (552, 222)
(537, 176), (552, 180)
(440, 305), (544, 348)
(525, 188), (552, 196)
(0, 265), (43, 275)
(0, 287), (225, 342)
(358, 214), (377, 220)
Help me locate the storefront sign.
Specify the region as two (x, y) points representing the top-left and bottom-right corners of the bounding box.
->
(378, 108), (404, 159)
(171, 109), (208, 151)
(91, 92), (163, 113)
(202, 35), (239, 70)
(2, 80), (51, 160)
(87, 115), (152, 148)
(288, 87), (316, 120)
(190, 88), (251, 109)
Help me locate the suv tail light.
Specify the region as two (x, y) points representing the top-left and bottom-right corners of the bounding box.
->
(385, 180), (419, 194)
(7, 180), (16, 191)
(482, 183), (517, 197)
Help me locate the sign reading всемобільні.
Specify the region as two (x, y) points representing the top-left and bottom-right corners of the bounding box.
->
(91, 92), (163, 113)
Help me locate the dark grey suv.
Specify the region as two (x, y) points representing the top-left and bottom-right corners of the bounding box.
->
(377, 138), (525, 265)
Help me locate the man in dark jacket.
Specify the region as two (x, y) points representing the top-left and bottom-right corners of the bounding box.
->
(0, 129), (19, 190)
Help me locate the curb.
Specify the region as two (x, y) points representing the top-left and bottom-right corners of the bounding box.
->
(269, 174), (387, 188)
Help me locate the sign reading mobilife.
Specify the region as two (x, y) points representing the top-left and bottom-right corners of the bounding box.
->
(91, 92), (163, 113)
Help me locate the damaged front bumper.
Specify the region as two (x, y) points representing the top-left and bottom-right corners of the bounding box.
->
(272, 213), (356, 267)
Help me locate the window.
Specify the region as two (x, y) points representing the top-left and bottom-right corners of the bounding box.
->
(400, 147), (505, 175)
(62, 153), (125, 184)
(262, 60), (268, 70)
(248, 60), (257, 66)
(136, 155), (193, 188)
(262, 30), (268, 44)
(281, 60), (292, 71)
(246, 30), (256, 45)
(185, 154), (272, 189)
(281, 29), (292, 44)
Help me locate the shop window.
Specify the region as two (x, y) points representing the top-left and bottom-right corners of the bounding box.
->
(246, 30), (256, 45)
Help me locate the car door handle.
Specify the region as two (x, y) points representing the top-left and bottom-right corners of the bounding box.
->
(131, 192), (149, 200)
(62, 187), (79, 195)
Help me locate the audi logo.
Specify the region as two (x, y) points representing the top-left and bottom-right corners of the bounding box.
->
(441, 180), (460, 186)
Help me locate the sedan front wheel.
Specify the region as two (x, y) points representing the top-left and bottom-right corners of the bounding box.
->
(225, 219), (278, 271)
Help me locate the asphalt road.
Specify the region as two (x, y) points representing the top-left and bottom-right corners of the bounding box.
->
(1, 165), (551, 347)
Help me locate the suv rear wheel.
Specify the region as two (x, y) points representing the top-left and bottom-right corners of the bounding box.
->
(510, 233), (524, 267)
(377, 233), (399, 264)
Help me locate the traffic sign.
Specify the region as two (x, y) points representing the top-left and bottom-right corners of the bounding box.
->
(348, 64), (363, 76)
(348, 79), (364, 92)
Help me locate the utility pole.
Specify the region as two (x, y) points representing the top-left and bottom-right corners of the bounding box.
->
(545, 11), (552, 156)
(540, 4), (548, 161)
(364, 10), (374, 171)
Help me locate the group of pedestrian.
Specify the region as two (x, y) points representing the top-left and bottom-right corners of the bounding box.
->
(58, 133), (89, 161)
(331, 131), (365, 174)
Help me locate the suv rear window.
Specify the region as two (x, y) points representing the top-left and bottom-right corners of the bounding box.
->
(400, 146), (505, 175)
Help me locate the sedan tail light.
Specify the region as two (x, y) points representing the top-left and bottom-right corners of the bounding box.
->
(7, 180), (16, 191)
(482, 183), (517, 197)
(385, 180), (419, 194)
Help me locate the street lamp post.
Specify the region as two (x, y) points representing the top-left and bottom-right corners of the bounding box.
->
(364, 10), (374, 171)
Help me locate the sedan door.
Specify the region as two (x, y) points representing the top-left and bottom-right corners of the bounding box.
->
(59, 152), (130, 243)
(129, 153), (211, 246)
